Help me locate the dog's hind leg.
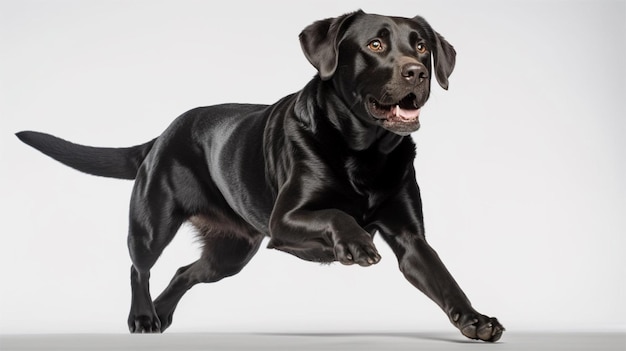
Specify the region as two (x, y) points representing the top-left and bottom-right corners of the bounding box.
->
(153, 214), (263, 331)
(126, 170), (187, 333)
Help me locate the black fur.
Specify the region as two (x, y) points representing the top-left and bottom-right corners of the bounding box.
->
(17, 11), (503, 342)
(16, 131), (155, 179)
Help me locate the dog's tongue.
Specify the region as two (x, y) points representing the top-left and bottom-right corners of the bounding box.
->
(392, 105), (421, 120)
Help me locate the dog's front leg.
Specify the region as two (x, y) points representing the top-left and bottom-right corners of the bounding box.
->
(268, 182), (381, 266)
(376, 178), (504, 342)
(383, 232), (504, 341)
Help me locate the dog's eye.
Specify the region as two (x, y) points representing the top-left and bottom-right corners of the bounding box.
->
(367, 40), (384, 52)
(416, 43), (427, 54)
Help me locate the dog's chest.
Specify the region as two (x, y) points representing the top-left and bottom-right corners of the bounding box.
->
(341, 149), (410, 219)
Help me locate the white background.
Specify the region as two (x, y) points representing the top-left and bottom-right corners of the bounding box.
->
(1, 0), (624, 334)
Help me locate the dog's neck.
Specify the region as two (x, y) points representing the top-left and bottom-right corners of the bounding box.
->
(295, 77), (406, 154)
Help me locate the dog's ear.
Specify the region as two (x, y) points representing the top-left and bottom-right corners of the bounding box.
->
(299, 10), (362, 80)
(432, 31), (456, 90)
(411, 16), (456, 90)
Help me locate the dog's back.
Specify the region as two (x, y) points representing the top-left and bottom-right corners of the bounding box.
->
(16, 11), (504, 341)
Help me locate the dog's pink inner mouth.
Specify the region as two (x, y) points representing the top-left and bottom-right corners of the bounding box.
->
(369, 94), (421, 122)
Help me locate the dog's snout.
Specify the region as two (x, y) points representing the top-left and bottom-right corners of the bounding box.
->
(401, 63), (428, 85)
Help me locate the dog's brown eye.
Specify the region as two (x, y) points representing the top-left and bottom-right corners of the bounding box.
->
(416, 43), (427, 54)
(368, 40), (384, 52)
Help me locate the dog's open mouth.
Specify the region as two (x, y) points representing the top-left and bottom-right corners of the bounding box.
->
(368, 93), (421, 122)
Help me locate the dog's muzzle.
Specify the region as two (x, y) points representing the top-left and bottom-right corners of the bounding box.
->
(367, 93), (422, 135)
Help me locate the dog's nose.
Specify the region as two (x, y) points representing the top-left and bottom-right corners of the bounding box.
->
(401, 63), (428, 85)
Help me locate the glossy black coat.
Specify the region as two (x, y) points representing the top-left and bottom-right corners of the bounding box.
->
(17, 11), (503, 342)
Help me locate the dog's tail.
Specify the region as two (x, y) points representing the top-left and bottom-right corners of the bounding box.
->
(16, 131), (156, 180)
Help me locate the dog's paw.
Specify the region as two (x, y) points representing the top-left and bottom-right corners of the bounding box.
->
(128, 314), (162, 334)
(450, 310), (504, 342)
(334, 234), (381, 266)
(154, 306), (174, 333)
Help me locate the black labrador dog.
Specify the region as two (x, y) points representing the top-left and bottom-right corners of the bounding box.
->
(17, 10), (504, 342)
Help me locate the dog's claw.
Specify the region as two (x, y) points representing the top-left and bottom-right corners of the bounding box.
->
(450, 310), (504, 342)
(334, 234), (380, 266)
(129, 315), (161, 334)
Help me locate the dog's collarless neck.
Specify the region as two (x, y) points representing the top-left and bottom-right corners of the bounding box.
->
(297, 79), (406, 153)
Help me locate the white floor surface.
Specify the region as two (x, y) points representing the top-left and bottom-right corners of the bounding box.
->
(1, 332), (625, 351)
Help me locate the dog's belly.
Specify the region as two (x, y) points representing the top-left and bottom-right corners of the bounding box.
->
(196, 104), (276, 234)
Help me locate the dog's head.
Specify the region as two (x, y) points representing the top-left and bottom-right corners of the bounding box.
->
(300, 11), (455, 136)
